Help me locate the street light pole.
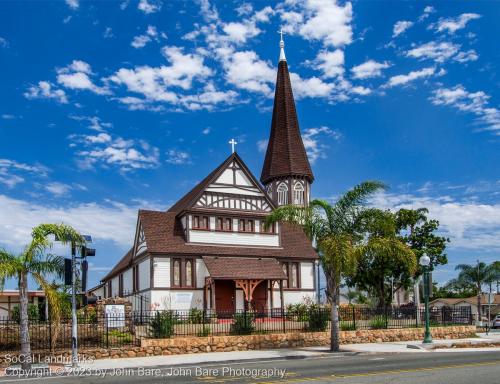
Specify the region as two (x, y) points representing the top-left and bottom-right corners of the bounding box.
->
(420, 254), (433, 344)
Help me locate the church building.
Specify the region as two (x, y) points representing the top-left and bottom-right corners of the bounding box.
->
(95, 37), (319, 313)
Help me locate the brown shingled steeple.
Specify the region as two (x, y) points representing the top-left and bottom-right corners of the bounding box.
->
(261, 35), (313, 206)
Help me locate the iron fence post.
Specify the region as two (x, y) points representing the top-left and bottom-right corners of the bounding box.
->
(352, 306), (356, 329)
(105, 315), (109, 349)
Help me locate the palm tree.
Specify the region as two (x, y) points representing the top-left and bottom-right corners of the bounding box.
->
(265, 181), (385, 351)
(454, 261), (492, 320)
(0, 224), (85, 370)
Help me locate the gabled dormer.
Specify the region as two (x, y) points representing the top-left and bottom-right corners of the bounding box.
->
(168, 152), (280, 248)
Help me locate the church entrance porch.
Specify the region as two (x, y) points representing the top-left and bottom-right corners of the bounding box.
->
(202, 256), (287, 316)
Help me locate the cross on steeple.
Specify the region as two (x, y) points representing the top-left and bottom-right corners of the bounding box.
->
(278, 28), (286, 62)
(228, 138), (238, 154)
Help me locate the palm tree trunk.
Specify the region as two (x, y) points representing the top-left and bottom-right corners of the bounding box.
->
(330, 278), (340, 352)
(19, 271), (31, 370)
(477, 285), (482, 321)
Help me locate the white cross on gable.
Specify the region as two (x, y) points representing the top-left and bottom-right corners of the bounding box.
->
(229, 138), (238, 154)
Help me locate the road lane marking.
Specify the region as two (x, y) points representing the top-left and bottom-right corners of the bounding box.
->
(253, 359), (500, 383)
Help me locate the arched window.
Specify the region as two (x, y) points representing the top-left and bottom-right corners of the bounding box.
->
(293, 182), (305, 205)
(173, 259), (181, 287)
(277, 183), (288, 205)
(291, 263), (298, 288)
(185, 260), (192, 287)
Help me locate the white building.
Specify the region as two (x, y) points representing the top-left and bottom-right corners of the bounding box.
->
(95, 38), (319, 314)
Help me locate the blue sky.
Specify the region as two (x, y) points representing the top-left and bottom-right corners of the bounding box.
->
(0, 0), (498, 289)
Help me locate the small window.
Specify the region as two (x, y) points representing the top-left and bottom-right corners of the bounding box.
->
(248, 220), (254, 232)
(293, 182), (305, 205)
(239, 219), (245, 232)
(224, 218), (232, 231)
(216, 217), (223, 230)
(185, 260), (193, 287)
(118, 274), (124, 297)
(282, 264), (288, 288)
(107, 280), (112, 298)
(193, 215), (200, 228)
(277, 183), (288, 205)
(261, 220), (275, 234)
(290, 263), (299, 288)
(173, 259), (181, 287)
(202, 216), (209, 229)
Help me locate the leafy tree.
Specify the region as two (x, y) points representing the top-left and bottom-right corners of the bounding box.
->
(0, 224), (85, 370)
(395, 208), (449, 275)
(265, 181), (385, 352)
(347, 209), (417, 305)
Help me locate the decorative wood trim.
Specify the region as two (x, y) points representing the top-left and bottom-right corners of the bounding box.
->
(234, 279), (264, 302)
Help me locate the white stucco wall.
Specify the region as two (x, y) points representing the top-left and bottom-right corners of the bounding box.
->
(150, 290), (204, 311)
(153, 258), (170, 288)
(138, 258), (150, 291)
(123, 269), (133, 293)
(188, 230), (279, 247)
(300, 262), (315, 289)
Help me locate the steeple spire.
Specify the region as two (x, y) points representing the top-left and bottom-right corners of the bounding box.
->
(260, 37), (313, 206)
(278, 28), (286, 62)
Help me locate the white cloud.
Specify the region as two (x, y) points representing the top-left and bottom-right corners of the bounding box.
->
(453, 49), (478, 63)
(370, 192), (500, 250)
(0, 159), (49, 188)
(350, 86), (372, 96)
(1, 114), (15, 120)
(24, 81), (68, 103)
(65, 0), (79, 10)
(392, 20), (413, 38)
(432, 13), (481, 34)
(418, 6), (435, 22)
(103, 27), (113, 39)
(406, 41), (460, 63)
(312, 49), (345, 78)
(289, 73), (334, 99)
(137, 0), (162, 14)
(221, 50), (275, 95)
(166, 149), (191, 165)
(202, 127), (211, 135)
(56, 60), (109, 95)
(0, 195), (159, 250)
(0, 37), (8, 48)
(351, 60), (390, 79)
(430, 85), (500, 134)
(109, 46), (212, 104)
(69, 115), (112, 132)
(131, 25), (160, 48)
(257, 139), (268, 153)
(179, 82), (239, 111)
(282, 0), (353, 47)
(44, 182), (73, 197)
(70, 130), (160, 172)
(387, 66), (435, 87)
(301, 126), (341, 163)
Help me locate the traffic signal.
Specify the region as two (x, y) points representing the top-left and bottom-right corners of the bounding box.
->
(82, 247), (96, 257)
(81, 260), (88, 291)
(64, 258), (72, 285)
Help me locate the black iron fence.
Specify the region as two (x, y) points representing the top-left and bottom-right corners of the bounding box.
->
(0, 306), (472, 352)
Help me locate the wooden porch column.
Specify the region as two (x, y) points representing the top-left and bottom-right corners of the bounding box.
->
(269, 280), (274, 313)
(211, 279), (216, 313)
(279, 280), (284, 315)
(203, 277), (208, 313)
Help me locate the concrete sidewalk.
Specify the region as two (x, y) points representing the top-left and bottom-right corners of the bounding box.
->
(79, 333), (500, 370)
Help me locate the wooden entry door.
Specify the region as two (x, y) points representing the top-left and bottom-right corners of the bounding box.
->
(252, 280), (268, 314)
(215, 280), (235, 316)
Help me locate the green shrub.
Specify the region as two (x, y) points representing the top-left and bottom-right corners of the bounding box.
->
(307, 306), (329, 332)
(105, 329), (133, 345)
(188, 308), (204, 324)
(286, 303), (309, 321)
(340, 321), (356, 331)
(231, 312), (255, 335)
(197, 326), (211, 337)
(369, 315), (387, 329)
(148, 311), (177, 338)
(77, 306), (97, 324)
(11, 304), (40, 323)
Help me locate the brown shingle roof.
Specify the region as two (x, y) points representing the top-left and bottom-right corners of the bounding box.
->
(203, 256), (287, 280)
(139, 209), (317, 259)
(261, 60), (314, 184)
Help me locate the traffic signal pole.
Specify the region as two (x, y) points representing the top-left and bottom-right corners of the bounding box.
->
(71, 243), (78, 368)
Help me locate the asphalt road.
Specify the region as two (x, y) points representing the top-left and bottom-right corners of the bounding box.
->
(1, 351), (499, 384)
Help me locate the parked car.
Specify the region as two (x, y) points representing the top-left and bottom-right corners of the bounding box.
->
(491, 315), (500, 329)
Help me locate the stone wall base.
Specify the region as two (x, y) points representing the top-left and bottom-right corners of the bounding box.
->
(0, 326), (476, 365)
